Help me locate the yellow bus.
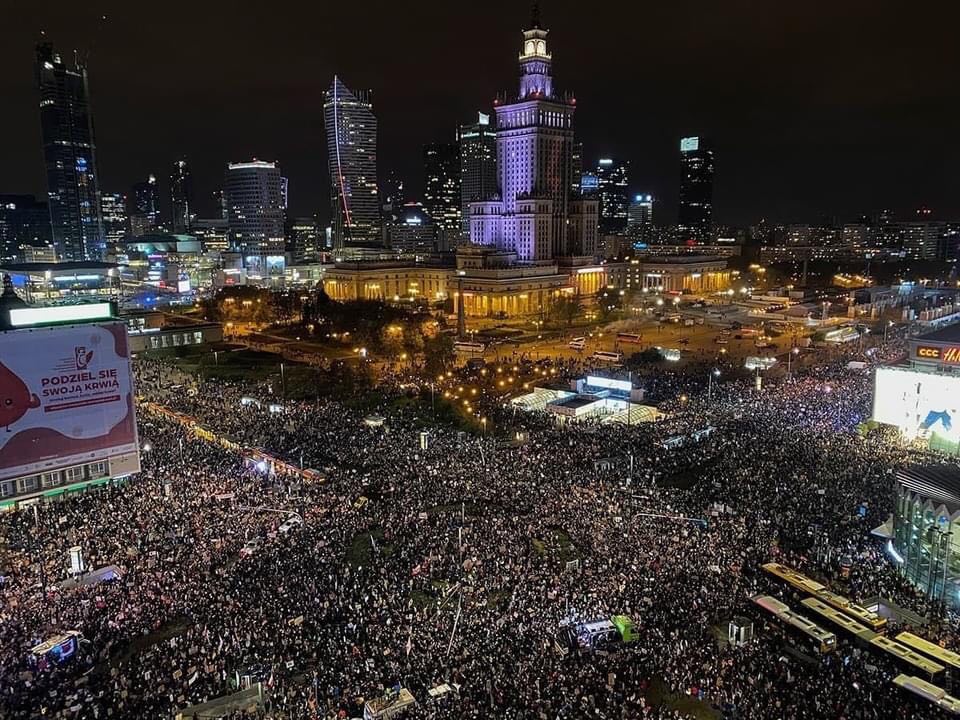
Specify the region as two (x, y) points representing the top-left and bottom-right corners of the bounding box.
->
(752, 595), (836, 654)
(892, 674), (960, 715)
(814, 589), (886, 633)
(897, 632), (960, 674)
(763, 562), (886, 632)
(800, 598), (876, 642)
(761, 563), (826, 594)
(871, 636), (944, 681)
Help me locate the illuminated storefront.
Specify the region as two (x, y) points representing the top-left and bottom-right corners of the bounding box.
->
(892, 466), (960, 608)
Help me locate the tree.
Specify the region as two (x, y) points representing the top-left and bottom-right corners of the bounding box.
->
(423, 334), (455, 377)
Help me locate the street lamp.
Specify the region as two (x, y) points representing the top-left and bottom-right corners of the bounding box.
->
(787, 346), (800, 377)
(708, 368), (720, 402)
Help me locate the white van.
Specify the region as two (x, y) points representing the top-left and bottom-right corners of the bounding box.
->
(569, 337), (586, 351)
(592, 350), (623, 363)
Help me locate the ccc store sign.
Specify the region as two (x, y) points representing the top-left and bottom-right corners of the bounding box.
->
(917, 346), (941, 359)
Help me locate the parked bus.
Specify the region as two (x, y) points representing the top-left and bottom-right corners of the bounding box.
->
(454, 341), (485, 355)
(763, 562), (886, 633)
(871, 635), (945, 681)
(897, 632), (960, 675)
(752, 595), (836, 654)
(616, 333), (643, 344)
(591, 351), (623, 363)
(893, 675), (960, 715)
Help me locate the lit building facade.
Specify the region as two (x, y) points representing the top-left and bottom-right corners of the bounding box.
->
(324, 76), (381, 249)
(596, 158), (629, 234)
(100, 192), (128, 248)
(224, 160), (286, 281)
(387, 204), (439, 255)
(677, 136), (714, 243)
(36, 43), (104, 261)
(423, 143), (461, 250)
(130, 175), (161, 237)
(0, 195), (52, 263)
(892, 466), (960, 609)
(285, 216), (322, 264)
(169, 158), (194, 234)
(606, 255), (732, 294)
(628, 194), (654, 238)
(458, 113), (498, 242)
(468, 7), (598, 260)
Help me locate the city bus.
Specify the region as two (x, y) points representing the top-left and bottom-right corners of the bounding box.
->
(591, 351), (623, 363)
(800, 598), (876, 642)
(815, 589), (887, 633)
(871, 635), (945, 681)
(897, 632), (960, 675)
(893, 675), (960, 715)
(763, 562), (887, 633)
(752, 595), (836, 654)
(616, 333), (643, 345)
(453, 341), (485, 355)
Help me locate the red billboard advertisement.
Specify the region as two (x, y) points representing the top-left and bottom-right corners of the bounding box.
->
(0, 322), (139, 481)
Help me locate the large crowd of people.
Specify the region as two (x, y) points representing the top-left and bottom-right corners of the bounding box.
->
(0, 325), (956, 719)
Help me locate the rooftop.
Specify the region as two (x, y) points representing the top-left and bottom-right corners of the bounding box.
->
(914, 323), (960, 345)
(0, 261), (118, 273)
(897, 464), (960, 513)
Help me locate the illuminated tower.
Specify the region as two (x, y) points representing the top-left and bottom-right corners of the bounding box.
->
(36, 43), (104, 260)
(678, 136), (714, 242)
(323, 76), (381, 250)
(469, 4), (597, 260)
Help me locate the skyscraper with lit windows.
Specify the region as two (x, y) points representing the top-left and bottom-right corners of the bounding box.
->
(596, 158), (629, 234)
(468, 5), (597, 260)
(169, 158), (194, 234)
(458, 113), (497, 242)
(678, 136), (714, 242)
(423, 142), (461, 251)
(323, 76), (381, 249)
(35, 43), (104, 260)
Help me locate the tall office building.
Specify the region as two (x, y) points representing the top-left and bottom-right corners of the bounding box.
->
(628, 194), (654, 239)
(224, 160), (286, 275)
(570, 142), (583, 196)
(285, 216), (322, 264)
(35, 43), (104, 260)
(0, 195), (52, 262)
(169, 158), (194, 233)
(423, 142), (461, 250)
(677, 136), (714, 242)
(458, 112), (497, 242)
(130, 175), (161, 237)
(100, 192), (128, 247)
(469, 5), (598, 260)
(596, 158), (629, 234)
(323, 76), (381, 249)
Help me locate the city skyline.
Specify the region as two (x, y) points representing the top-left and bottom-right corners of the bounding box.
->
(1, 1), (958, 228)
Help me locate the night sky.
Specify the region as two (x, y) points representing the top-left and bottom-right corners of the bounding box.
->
(2, 0), (958, 227)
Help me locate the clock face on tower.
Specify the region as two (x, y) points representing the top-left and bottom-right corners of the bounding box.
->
(525, 40), (535, 55)
(536, 40), (545, 55)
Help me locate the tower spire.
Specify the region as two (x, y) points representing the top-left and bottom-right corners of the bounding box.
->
(531, 0), (541, 29)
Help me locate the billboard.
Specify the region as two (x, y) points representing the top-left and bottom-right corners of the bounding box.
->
(680, 136), (700, 153)
(873, 366), (960, 441)
(0, 322), (139, 481)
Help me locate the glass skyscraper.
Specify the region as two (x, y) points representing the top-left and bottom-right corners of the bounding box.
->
(169, 158), (194, 234)
(100, 192), (128, 248)
(323, 76), (381, 249)
(458, 113), (497, 242)
(35, 43), (104, 261)
(596, 158), (630, 234)
(224, 160), (286, 279)
(678, 136), (714, 243)
(130, 175), (161, 237)
(423, 142), (461, 251)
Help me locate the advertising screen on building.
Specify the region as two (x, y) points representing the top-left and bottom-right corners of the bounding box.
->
(0, 322), (139, 481)
(680, 136), (700, 153)
(873, 366), (960, 441)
